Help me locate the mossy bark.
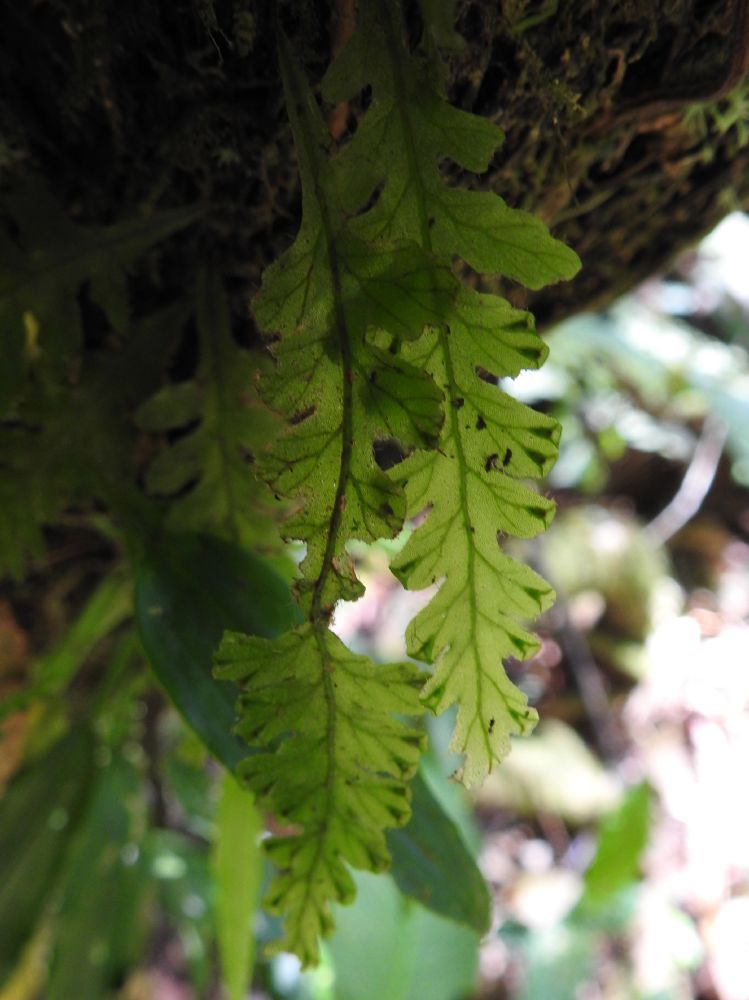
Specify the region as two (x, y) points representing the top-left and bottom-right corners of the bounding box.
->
(1, 0), (748, 330)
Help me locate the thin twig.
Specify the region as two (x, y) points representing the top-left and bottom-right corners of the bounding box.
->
(530, 539), (623, 762)
(646, 413), (727, 547)
(327, 0), (356, 141)
(544, 586), (624, 762)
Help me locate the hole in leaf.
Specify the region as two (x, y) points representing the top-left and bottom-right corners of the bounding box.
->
(373, 438), (405, 470)
(350, 179), (384, 219)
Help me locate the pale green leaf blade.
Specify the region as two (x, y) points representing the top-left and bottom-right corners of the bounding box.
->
(318, 0), (578, 786)
(214, 624), (426, 966)
(212, 774), (263, 1000)
(327, 871), (479, 1000)
(391, 296), (560, 785)
(580, 782), (652, 906)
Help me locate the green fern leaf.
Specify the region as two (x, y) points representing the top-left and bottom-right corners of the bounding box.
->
(391, 292), (559, 785)
(257, 235), (450, 611)
(214, 625), (425, 966)
(323, 0), (580, 784)
(322, 0), (578, 289)
(212, 27), (450, 960)
(136, 266), (280, 547)
(0, 177), (200, 410)
(254, 30), (448, 613)
(0, 302), (187, 576)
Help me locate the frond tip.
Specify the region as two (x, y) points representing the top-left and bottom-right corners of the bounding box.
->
(214, 624), (425, 965)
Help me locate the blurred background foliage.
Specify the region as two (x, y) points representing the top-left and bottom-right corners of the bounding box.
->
(4, 212), (749, 999)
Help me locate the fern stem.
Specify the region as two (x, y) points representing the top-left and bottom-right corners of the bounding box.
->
(277, 26), (354, 623)
(380, 0), (491, 747)
(308, 236), (354, 622)
(438, 328), (492, 763)
(379, 0), (433, 249)
(197, 265), (242, 544)
(273, 25), (347, 912)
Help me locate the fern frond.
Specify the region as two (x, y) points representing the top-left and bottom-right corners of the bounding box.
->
(215, 0), (581, 960)
(324, 0), (580, 785)
(0, 177), (199, 411)
(0, 302), (187, 576)
(322, 0), (576, 289)
(251, 28), (453, 613)
(136, 266), (280, 548)
(214, 625), (425, 966)
(257, 233), (449, 611)
(390, 293), (558, 785)
(213, 27), (452, 959)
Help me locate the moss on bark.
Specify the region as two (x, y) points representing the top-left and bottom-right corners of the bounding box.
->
(1, 0), (749, 330)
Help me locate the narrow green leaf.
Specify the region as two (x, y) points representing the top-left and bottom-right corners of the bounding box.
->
(0, 571), (131, 721)
(47, 757), (148, 1000)
(212, 773), (263, 1000)
(134, 532), (301, 770)
(579, 782), (651, 906)
(387, 771), (490, 934)
(0, 728), (95, 984)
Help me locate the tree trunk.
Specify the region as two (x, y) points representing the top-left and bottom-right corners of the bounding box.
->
(2, 0), (749, 328)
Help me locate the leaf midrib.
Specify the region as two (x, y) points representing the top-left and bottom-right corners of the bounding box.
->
(437, 330), (492, 766)
(275, 27), (356, 928)
(377, 0), (492, 766)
